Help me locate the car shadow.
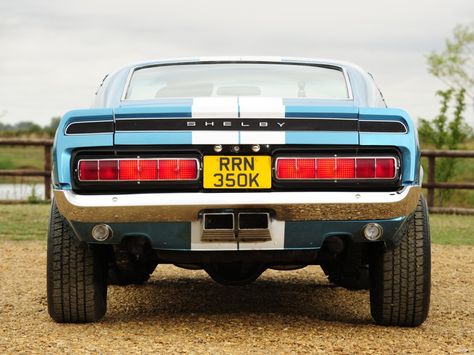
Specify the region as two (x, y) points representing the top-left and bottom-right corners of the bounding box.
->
(105, 269), (373, 325)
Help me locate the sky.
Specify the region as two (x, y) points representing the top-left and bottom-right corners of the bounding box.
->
(1, 0), (473, 127)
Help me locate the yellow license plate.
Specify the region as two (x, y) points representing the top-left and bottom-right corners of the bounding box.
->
(203, 156), (271, 189)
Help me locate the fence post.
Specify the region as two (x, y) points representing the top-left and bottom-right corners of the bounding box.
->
(44, 144), (51, 200)
(427, 155), (435, 208)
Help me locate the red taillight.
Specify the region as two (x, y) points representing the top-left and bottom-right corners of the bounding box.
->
(356, 159), (375, 178)
(276, 158), (315, 179)
(79, 160), (98, 181)
(78, 158), (198, 181)
(317, 158), (336, 179)
(158, 159), (198, 180)
(275, 157), (396, 180)
(176, 159), (198, 180)
(375, 158), (395, 178)
(336, 158), (356, 179)
(139, 160), (158, 180)
(99, 160), (118, 180)
(119, 160), (139, 180)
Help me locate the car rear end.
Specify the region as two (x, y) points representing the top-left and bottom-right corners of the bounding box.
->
(53, 103), (420, 253)
(48, 59), (429, 326)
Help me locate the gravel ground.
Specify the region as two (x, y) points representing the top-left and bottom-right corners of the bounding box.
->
(1, 242), (473, 354)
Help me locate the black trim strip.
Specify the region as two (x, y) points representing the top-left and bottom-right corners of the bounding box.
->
(115, 118), (358, 132)
(66, 121), (114, 135)
(359, 120), (407, 133)
(65, 118), (408, 134)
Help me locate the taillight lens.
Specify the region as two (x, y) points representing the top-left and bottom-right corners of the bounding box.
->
(78, 158), (198, 181)
(79, 160), (98, 181)
(99, 160), (118, 180)
(275, 157), (397, 180)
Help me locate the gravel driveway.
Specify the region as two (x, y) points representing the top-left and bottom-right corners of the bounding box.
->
(1, 241), (473, 353)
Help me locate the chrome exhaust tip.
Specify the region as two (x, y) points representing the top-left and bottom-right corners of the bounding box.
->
(237, 212), (271, 241)
(202, 213), (235, 241)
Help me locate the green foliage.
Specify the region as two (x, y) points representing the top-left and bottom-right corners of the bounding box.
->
(422, 23), (474, 206)
(427, 24), (474, 99)
(0, 157), (15, 169)
(418, 89), (471, 205)
(419, 88), (471, 149)
(27, 185), (42, 203)
(44, 116), (60, 137)
(0, 116), (60, 138)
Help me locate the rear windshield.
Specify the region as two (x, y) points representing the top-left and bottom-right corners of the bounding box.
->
(124, 63), (350, 100)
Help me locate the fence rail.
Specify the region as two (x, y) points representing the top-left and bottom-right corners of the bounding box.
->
(0, 138), (53, 200)
(421, 150), (474, 210)
(0, 139), (473, 213)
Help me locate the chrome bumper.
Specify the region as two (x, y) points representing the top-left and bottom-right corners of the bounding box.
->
(54, 187), (421, 223)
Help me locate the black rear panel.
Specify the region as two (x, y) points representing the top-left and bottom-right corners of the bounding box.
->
(71, 145), (402, 194)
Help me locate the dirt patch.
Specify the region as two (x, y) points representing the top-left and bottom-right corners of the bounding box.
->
(1, 242), (473, 353)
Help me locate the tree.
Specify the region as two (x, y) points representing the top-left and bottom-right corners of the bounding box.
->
(427, 24), (474, 103)
(418, 87), (472, 205)
(421, 24), (474, 206)
(45, 116), (61, 137)
(418, 89), (470, 150)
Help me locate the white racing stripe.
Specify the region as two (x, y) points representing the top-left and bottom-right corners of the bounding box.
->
(238, 97), (285, 118)
(192, 97), (239, 118)
(239, 97), (286, 144)
(190, 97), (287, 144)
(191, 97), (240, 144)
(192, 131), (239, 144)
(239, 131), (285, 144)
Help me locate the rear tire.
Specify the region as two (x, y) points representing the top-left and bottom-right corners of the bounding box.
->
(369, 196), (431, 326)
(47, 201), (108, 323)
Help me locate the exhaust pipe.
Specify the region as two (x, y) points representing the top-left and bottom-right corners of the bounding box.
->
(202, 213), (235, 241)
(237, 212), (271, 241)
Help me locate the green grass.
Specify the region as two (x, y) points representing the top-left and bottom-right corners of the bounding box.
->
(429, 213), (474, 245)
(0, 146), (45, 170)
(0, 204), (50, 241)
(0, 204), (472, 245)
(0, 146), (45, 183)
(419, 138), (474, 208)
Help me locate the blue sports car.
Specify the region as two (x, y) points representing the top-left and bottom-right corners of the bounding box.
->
(48, 57), (430, 326)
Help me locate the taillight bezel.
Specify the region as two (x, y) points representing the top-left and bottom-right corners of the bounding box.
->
(274, 155), (400, 181)
(77, 157), (200, 182)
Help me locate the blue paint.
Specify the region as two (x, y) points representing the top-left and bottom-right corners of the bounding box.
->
(69, 221), (191, 250)
(114, 104), (192, 118)
(284, 217), (407, 249)
(67, 217), (407, 252)
(53, 109), (114, 188)
(285, 105), (358, 118)
(285, 131), (358, 145)
(114, 131), (192, 145)
(358, 108), (419, 185)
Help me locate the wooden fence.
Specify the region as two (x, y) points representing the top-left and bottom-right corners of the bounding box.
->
(0, 139), (473, 213)
(422, 150), (474, 214)
(0, 138), (53, 200)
